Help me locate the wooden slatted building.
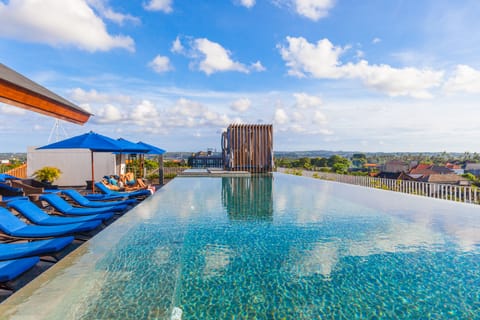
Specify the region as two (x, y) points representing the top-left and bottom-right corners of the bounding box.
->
(222, 124), (273, 173)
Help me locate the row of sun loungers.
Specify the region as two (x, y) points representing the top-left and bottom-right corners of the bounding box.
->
(0, 177), (153, 297)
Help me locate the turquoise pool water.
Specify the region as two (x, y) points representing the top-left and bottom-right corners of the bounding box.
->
(2, 173), (480, 319)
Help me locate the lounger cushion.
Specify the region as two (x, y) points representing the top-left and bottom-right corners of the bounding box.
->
(0, 256), (40, 282)
(7, 200), (114, 225)
(0, 237), (74, 260)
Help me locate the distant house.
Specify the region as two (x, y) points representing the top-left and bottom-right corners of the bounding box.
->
(420, 173), (470, 186)
(397, 163), (469, 186)
(446, 162), (464, 175)
(362, 163), (378, 171)
(382, 160), (409, 173)
(464, 163), (480, 176)
(409, 164), (453, 175)
(375, 172), (402, 179)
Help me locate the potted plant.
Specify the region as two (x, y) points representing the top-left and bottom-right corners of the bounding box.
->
(33, 166), (62, 185)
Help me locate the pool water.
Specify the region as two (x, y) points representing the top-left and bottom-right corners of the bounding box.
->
(2, 173), (480, 319)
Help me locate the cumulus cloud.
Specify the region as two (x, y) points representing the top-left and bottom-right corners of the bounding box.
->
(294, 0), (335, 21)
(274, 108), (289, 125)
(149, 55), (173, 73)
(90, 97), (231, 133)
(293, 92), (322, 108)
(94, 104), (124, 123)
(278, 36), (444, 98)
(251, 61), (266, 72)
(274, 93), (331, 134)
(87, 0), (139, 25)
(0, 0), (134, 52)
(143, 0), (173, 13)
(171, 36), (184, 54)
(231, 98), (251, 112)
(443, 65), (480, 94)
(193, 38), (249, 75)
(171, 36), (264, 75)
(372, 37), (381, 44)
(0, 104), (27, 115)
(238, 0), (256, 8)
(70, 88), (132, 105)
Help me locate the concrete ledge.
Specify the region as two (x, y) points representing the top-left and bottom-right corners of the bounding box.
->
(178, 169), (251, 177)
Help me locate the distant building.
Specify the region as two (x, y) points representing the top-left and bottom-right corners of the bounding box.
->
(396, 163), (469, 186)
(464, 163), (480, 176)
(446, 162), (464, 175)
(188, 151), (223, 168)
(382, 160), (409, 173)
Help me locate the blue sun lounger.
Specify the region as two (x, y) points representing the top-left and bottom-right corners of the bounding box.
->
(39, 193), (126, 215)
(61, 189), (137, 208)
(0, 236), (74, 261)
(7, 200), (114, 225)
(0, 256), (39, 283)
(93, 182), (152, 198)
(0, 207), (101, 238)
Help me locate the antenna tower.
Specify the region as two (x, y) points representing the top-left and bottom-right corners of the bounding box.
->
(48, 119), (68, 143)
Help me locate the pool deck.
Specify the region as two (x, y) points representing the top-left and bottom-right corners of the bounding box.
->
(178, 168), (251, 177)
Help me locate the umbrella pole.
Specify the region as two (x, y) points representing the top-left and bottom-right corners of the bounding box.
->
(91, 151), (95, 192)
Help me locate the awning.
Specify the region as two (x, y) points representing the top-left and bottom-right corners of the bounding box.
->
(0, 63), (91, 125)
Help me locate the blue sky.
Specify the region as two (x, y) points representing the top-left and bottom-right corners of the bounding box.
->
(1, 0), (480, 153)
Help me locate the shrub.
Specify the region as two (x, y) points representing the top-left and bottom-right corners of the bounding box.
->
(33, 166), (62, 183)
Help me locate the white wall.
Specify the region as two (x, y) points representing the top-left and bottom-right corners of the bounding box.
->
(27, 147), (117, 186)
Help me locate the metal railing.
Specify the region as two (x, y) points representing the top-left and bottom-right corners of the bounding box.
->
(278, 167), (480, 205)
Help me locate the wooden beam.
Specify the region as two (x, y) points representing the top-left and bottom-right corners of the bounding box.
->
(0, 81), (90, 124)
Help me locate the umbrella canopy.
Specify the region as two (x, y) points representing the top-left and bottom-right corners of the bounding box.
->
(37, 131), (140, 191)
(38, 131), (125, 152)
(136, 141), (166, 155)
(116, 138), (151, 153)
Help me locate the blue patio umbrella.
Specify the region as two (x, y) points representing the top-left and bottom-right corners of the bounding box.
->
(116, 138), (151, 153)
(37, 131), (145, 191)
(136, 141), (166, 155)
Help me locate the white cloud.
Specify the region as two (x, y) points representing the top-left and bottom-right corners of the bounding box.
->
(171, 36), (184, 54)
(149, 55), (173, 73)
(143, 0), (173, 13)
(278, 37), (346, 78)
(0, 0), (134, 52)
(279, 36), (444, 98)
(172, 36), (264, 75)
(90, 97), (231, 133)
(193, 38), (249, 75)
(70, 88), (132, 105)
(443, 65), (480, 94)
(86, 0), (140, 25)
(238, 0), (256, 8)
(251, 61), (266, 72)
(274, 108), (289, 125)
(293, 92), (322, 108)
(294, 0), (335, 21)
(0, 104), (27, 115)
(274, 93), (331, 135)
(372, 37), (381, 44)
(131, 100), (159, 124)
(231, 98), (251, 112)
(94, 104), (124, 123)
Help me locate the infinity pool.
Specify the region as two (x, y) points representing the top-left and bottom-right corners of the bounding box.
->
(1, 173), (480, 319)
